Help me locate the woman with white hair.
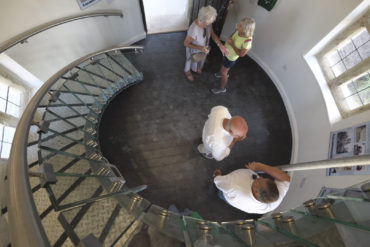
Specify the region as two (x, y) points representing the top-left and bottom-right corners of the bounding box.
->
(211, 17), (255, 94)
(184, 5), (228, 82)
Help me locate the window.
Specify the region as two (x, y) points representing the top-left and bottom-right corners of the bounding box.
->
(0, 124), (15, 159)
(0, 82), (22, 118)
(316, 10), (370, 118)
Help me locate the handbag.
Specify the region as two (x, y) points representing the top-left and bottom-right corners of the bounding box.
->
(191, 52), (208, 63)
(190, 27), (210, 63)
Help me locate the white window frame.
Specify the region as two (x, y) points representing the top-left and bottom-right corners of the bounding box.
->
(316, 9), (370, 118)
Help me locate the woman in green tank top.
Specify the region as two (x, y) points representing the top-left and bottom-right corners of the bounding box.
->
(211, 17), (255, 94)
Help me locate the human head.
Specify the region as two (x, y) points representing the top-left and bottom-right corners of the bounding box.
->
(252, 178), (279, 203)
(228, 116), (248, 138)
(237, 17), (255, 37)
(198, 5), (217, 25)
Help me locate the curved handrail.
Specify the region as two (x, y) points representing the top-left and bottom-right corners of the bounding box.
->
(7, 45), (143, 247)
(0, 10), (123, 53)
(278, 154), (370, 171)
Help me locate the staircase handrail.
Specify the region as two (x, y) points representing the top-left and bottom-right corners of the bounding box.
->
(7, 45), (143, 247)
(0, 10), (123, 53)
(278, 154), (370, 171)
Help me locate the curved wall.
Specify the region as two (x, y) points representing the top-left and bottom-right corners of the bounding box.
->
(0, 0), (146, 82)
(220, 0), (370, 212)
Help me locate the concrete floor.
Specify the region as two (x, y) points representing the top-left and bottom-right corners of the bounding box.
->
(99, 32), (292, 222)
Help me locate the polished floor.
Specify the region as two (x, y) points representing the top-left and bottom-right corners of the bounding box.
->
(99, 32), (292, 222)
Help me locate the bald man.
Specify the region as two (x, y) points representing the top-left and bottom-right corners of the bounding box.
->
(198, 105), (248, 161)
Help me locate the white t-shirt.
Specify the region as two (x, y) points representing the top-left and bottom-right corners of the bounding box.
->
(214, 169), (290, 214)
(202, 106), (234, 161)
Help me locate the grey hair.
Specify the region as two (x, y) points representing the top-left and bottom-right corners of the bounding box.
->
(239, 17), (256, 37)
(198, 6), (217, 24)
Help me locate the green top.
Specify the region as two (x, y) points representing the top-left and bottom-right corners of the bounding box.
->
(225, 31), (252, 61)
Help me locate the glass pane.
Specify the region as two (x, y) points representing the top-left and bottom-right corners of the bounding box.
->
(353, 29), (370, 48)
(142, 205), (184, 242)
(3, 126), (15, 143)
(1, 142), (11, 159)
(331, 61), (346, 77)
(294, 198), (370, 231)
(342, 51), (362, 70)
(340, 81), (357, 98)
(0, 98), (6, 112)
(344, 94), (363, 110)
(327, 51), (341, 66)
(357, 41), (370, 60)
(8, 87), (21, 105)
(0, 124), (3, 142)
(260, 211), (346, 247)
(359, 87), (370, 105)
(338, 40), (355, 58)
(183, 216), (245, 247)
(6, 103), (20, 118)
(0, 83), (7, 99)
(353, 73), (370, 91)
(328, 180), (370, 201)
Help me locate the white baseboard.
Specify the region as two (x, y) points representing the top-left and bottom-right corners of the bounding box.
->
(248, 51), (298, 164)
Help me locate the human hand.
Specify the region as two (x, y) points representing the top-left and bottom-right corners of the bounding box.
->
(213, 169), (222, 177)
(245, 162), (261, 171)
(227, 38), (233, 45)
(201, 46), (210, 54)
(220, 45), (229, 56)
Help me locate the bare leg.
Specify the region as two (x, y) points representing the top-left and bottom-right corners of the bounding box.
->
(220, 65), (230, 90)
(184, 70), (194, 82)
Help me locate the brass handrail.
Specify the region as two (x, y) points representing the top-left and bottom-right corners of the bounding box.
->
(7, 45), (143, 247)
(0, 10), (123, 53)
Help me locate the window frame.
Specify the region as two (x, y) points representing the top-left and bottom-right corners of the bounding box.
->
(316, 10), (370, 118)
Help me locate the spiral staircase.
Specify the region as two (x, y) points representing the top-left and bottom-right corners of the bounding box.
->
(1, 10), (370, 247)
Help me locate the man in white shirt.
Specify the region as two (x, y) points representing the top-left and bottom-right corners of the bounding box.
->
(213, 162), (290, 214)
(198, 105), (248, 161)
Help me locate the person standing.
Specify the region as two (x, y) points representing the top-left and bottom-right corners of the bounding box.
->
(184, 5), (228, 82)
(198, 105), (248, 161)
(213, 162), (291, 214)
(211, 17), (255, 94)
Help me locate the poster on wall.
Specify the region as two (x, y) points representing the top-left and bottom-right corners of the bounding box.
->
(76, 0), (101, 10)
(327, 122), (370, 176)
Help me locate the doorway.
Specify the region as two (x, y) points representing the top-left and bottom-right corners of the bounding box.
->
(141, 0), (192, 34)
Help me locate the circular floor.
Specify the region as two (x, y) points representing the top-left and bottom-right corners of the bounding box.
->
(99, 32), (292, 221)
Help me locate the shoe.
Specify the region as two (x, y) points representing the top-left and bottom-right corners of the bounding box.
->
(214, 72), (229, 78)
(185, 71), (194, 82)
(211, 88), (227, 94)
(197, 144), (213, 159)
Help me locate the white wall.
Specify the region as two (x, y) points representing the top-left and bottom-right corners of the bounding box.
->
(0, 0), (146, 81)
(221, 0), (370, 211)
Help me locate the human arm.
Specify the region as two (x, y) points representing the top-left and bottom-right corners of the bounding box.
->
(184, 35), (210, 53)
(226, 37), (249, 57)
(211, 28), (229, 56)
(246, 162), (290, 182)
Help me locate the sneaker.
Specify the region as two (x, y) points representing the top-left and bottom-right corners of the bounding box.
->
(211, 88), (227, 94)
(214, 72), (229, 78)
(197, 144), (213, 159)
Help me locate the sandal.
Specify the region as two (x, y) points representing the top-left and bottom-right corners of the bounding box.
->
(185, 71), (194, 82)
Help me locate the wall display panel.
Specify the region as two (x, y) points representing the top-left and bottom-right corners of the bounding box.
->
(328, 121), (370, 176)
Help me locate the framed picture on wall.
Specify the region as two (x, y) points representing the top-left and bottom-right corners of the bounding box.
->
(327, 122), (370, 176)
(76, 0), (101, 10)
